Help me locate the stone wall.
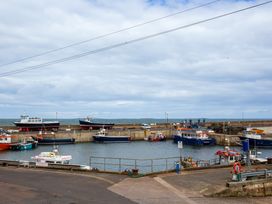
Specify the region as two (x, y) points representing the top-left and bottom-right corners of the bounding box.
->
(211, 179), (272, 197)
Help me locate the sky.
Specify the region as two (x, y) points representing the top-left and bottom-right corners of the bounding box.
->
(0, 0), (272, 119)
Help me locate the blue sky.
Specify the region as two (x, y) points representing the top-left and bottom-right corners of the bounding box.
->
(0, 0), (271, 119)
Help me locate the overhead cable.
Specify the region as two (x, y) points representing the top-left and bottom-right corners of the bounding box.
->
(0, 0), (271, 78)
(0, 0), (221, 67)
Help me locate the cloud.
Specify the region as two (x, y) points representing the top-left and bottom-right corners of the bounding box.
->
(0, 0), (271, 119)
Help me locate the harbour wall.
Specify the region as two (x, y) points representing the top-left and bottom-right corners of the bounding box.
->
(11, 128), (175, 143)
(211, 179), (272, 197)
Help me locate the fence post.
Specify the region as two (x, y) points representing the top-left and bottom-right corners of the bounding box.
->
(104, 158), (106, 171)
(151, 159), (153, 173)
(119, 158), (121, 172)
(166, 159), (168, 171)
(134, 159), (137, 169)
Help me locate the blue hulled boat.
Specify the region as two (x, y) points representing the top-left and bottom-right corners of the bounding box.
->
(173, 129), (216, 146)
(10, 141), (38, 151)
(93, 129), (130, 143)
(239, 129), (272, 148)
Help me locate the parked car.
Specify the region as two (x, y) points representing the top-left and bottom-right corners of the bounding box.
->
(141, 123), (151, 129)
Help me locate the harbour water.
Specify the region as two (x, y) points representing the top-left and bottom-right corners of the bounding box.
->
(0, 141), (271, 166)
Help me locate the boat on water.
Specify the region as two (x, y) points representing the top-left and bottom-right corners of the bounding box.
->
(32, 132), (75, 145)
(239, 128), (272, 148)
(145, 132), (166, 142)
(31, 146), (72, 164)
(0, 130), (14, 150)
(79, 117), (114, 130)
(14, 115), (60, 132)
(10, 140), (38, 151)
(93, 128), (130, 142)
(173, 128), (216, 146)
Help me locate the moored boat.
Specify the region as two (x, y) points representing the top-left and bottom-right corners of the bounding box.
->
(239, 128), (272, 148)
(14, 115), (60, 132)
(79, 117), (114, 130)
(10, 141), (38, 151)
(215, 147), (242, 165)
(31, 146), (72, 164)
(93, 129), (130, 142)
(32, 132), (75, 145)
(145, 132), (166, 142)
(173, 129), (216, 146)
(0, 129), (16, 150)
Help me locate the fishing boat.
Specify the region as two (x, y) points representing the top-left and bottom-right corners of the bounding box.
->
(239, 128), (272, 148)
(173, 129), (216, 146)
(93, 128), (130, 142)
(14, 115), (60, 132)
(215, 147), (242, 165)
(0, 129), (16, 150)
(32, 131), (75, 145)
(145, 132), (166, 142)
(79, 117), (114, 130)
(31, 146), (72, 164)
(10, 140), (38, 151)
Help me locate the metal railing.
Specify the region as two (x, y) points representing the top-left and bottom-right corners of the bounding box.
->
(241, 169), (272, 180)
(89, 156), (180, 174)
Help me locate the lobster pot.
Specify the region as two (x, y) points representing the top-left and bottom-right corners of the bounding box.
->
(242, 139), (249, 152)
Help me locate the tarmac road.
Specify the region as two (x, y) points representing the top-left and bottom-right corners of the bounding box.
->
(0, 167), (135, 204)
(1, 166), (272, 204)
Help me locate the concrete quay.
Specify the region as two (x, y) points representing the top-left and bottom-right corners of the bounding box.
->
(1, 165), (272, 204)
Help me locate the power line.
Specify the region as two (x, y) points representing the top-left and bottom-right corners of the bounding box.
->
(0, 0), (271, 78)
(0, 0), (220, 67)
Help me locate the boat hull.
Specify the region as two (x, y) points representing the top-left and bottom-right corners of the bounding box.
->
(79, 120), (114, 130)
(173, 135), (216, 146)
(239, 136), (272, 148)
(32, 137), (75, 145)
(0, 143), (11, 151)
(10, 142), (37, 151)
(93, 136), (130, 142)
(14, 122), (60, 132)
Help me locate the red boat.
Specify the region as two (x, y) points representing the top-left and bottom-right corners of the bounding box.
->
(0, 132), (14, 150)
(215, 147), (241, 164)
(145, 132), (166, 142)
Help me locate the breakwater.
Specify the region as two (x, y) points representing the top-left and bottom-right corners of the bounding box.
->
(2, 119), (272, 145)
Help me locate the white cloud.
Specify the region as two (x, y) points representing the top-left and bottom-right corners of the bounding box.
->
(0, 0), (271, 118)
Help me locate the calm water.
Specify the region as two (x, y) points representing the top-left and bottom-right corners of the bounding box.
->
(0, 141), (271, 165)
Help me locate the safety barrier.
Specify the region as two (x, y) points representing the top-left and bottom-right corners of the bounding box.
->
(241, 169), (272, 180)
(89, 156), (180, 174)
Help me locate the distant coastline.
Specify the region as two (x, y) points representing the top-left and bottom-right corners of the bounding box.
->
(0, 118), (272, 126)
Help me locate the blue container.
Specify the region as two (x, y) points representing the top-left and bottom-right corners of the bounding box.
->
(175, 162), (180, 174)
(242, 139), (249, 152)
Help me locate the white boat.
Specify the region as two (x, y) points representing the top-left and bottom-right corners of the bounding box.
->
(31, 147), (72, 164)
(14, 115), (60, 132)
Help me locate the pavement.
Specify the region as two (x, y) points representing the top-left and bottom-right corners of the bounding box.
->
(0, 166), (272, 204)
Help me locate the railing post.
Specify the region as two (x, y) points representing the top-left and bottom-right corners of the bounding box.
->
(166, 159), (168, 171)
(151, 159), (153, 173)
(119, 158), (121, 172)
(89, 157), (92, 167)
(104, 158), (106, 171)
(134, 159), (137, 169)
